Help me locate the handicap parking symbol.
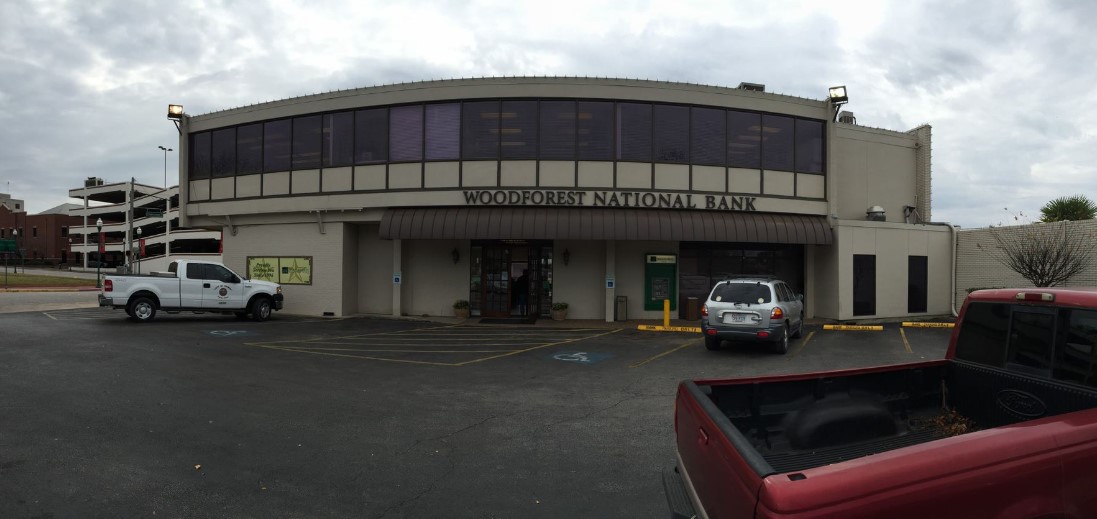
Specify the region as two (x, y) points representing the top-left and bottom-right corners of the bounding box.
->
(551, 351), (611, 365)
(208, 330), (249, 337)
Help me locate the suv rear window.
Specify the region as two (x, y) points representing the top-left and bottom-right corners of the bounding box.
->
(710, 283), (772, 304)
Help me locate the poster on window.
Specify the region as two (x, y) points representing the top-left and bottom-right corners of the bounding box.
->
(247, 256), (313, 285)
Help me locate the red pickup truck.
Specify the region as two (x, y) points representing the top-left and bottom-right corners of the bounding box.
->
(664, 288), (1097, 519)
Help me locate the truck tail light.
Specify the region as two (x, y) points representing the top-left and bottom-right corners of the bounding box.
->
(701, 304), (708, 317)
(104, 279), (113, 292)
(771, 307), (784, 320)
(1016, 292), (1054, 302)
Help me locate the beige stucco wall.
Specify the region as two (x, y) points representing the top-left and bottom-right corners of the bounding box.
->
(222, 221), (352, 316)
(830, 125), (920, 223)
(955, 220), (1097, 306)
(813, 241), (841, 320)
(552, 240), (607, 320)
(833, 220), (952, 320)
(356, 224), (393, 315)
(401, 239), (468, 317)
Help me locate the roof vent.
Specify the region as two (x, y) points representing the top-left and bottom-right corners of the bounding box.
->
(866, 205), (886, 222)
(85, 177), (104, 187)
(838, 111), (857, 124)
(737, 82), (766, 92)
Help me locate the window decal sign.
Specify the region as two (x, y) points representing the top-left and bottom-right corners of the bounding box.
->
(247, 257), (313, 285)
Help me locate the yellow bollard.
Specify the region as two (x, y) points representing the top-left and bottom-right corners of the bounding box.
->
(663, 299), (670, 328)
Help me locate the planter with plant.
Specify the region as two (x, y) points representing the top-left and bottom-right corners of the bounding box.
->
(551, 302), (568, 321)
(453, 300), (470, 319)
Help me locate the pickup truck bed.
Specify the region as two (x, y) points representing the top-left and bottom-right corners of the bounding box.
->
(691, 359), (1097, 476)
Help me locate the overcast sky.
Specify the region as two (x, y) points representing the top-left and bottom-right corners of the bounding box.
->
(1, 0), (1093, 227)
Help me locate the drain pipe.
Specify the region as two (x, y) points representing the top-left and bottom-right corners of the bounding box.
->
(928, 222), (959, 317)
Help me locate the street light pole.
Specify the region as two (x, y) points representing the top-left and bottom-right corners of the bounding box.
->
(158, 146), (173, 189)
(136, 227), (142, 275)
(96, 218), (103, 288)
(11, 229), (17, 274)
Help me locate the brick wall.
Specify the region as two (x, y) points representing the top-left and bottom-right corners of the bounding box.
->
(956, 220), (1097, 305)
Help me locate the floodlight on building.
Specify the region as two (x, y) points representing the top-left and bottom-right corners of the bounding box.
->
(828, 86), (849, 122)
(167, 104), (184, 135)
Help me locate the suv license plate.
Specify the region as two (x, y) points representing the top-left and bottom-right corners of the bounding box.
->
(727, 314), (745, 323)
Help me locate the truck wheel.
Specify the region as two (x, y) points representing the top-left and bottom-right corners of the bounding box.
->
(704, 335), (721, 351)
(250, 297), (272, 322)
(772, 324), (790, 354)
(128, 296), (157, 323)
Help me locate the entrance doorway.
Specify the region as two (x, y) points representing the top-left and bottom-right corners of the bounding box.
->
(470, 241), (553, 318)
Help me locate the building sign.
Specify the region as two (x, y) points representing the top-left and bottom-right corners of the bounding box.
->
(462, 190), (758, 211)
(246, 256), (313, 285)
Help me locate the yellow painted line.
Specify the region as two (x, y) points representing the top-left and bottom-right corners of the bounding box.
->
(822, 325), (884, 331)
(454, 328), (622, 366)
(274, 347), (522, 354)
(629, 338), (700, 368)
(253, 344), (458, 366)
(787, 330), (816, 358)
(899, 328), (913, 354)
(637, 325), (702, 333)
(280, 340), (554, 347)
(901, 322), (955, 328)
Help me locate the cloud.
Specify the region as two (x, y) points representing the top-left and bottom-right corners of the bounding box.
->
(0, 0), (1094, 229)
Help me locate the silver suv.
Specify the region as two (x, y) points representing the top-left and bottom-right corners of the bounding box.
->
(700, 277), (805, 354)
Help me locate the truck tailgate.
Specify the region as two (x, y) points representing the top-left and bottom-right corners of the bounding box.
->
(675, 381), (767, 518)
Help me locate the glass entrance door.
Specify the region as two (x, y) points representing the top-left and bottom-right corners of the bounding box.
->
(471, 241), (553, 318)
(480, 245), (511, 318)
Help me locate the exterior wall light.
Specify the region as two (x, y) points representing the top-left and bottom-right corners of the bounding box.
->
(451, 248), (460, 264)
(828, 86), (849, 122)
(167, 104), (184, 120)
(562, 249), (570, 266)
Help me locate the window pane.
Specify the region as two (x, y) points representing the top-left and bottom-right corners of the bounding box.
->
(425, 103), (460, 160)
(190, 132), (211, 179)
(263, 120), (291, 172)
(237, 123), (263, 175)
(954, 302), (1010, 367)
(211, 128), (235, 178)
(1055, 309), (1097, 388)
(653, 104), (689, 163)
(1006, 311), (1055, 376)
(577, 101), (613, 160)
(691, 107), (725, 166)
(462, 101), (500, 160)
(853, 254), (876, 316)
(617, 103), (652, 162)
(389, 105), (423, 162)
(727, 111), (760, 169)
(292, 115), (322, 169)
(355, 108), (387, 164)
(323, 112), (354, 167)
(908, 256), (928, 313)
(501, 100), (537, 160)
(540, 100), (576, 160)
(762, 114), (794, 171)
(796, 119), (824, 173)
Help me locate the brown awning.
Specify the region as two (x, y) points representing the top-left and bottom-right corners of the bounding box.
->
(379, 207), (832, 244)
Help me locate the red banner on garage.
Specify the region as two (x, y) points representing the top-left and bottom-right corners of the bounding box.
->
(140, 238), (146, 257)
(98, 232), (105, 254)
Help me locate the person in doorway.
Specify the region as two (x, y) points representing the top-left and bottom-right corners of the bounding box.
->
(514, 269), (529, 316)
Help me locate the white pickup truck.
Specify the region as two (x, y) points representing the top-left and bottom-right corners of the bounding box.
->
(98, 259), (284, 322)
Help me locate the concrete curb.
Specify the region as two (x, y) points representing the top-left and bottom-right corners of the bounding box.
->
(0, 286), (99, 293)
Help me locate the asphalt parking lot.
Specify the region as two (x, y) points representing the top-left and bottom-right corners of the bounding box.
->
(1, 307), (952, 518)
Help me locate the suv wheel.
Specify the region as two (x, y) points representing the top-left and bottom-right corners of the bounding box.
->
(791, 315), (804, 338)
(704, 335), (721, 351)
(772, 324), (790, 354)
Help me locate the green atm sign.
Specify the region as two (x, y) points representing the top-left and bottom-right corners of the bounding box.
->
(0, 239), (15, 253)
(644, 254), (677, 311)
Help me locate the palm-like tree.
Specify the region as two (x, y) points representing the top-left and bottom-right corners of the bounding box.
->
(1040, 195), (1097, 222)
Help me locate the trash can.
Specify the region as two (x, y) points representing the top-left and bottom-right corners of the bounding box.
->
(686, 297), (700, 321)
(615, 295), (627, 321)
